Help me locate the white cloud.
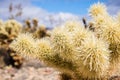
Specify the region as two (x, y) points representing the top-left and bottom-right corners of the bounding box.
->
(106, 0), (120, 15)
(0, 0), (81, 28)
(107, 5), (120, 15)
(21, 6), (80, 28)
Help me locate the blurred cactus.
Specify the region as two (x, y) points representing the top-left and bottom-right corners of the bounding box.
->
(26, 20), (31, 28)
(10, 2), (120, 80)
(4, 20), (22, 36)
(32, 18), (38, 32)
(0, 16), (50, 70)
(0, 26), (9, 42)
(0, 46), (23, 68)
(33, 25), (51, 38)
(5, 48), (23, 68)
(23, 18), (38, 33)
(23, 18), (51, 39)
(23, 20), (31, 32)
(89, 2), (108, 17)
(0, 19), (23, 68)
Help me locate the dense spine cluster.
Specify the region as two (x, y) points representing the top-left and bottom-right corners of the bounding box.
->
(9, 2), (120, 80)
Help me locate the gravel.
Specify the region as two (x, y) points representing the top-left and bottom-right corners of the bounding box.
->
(0, 59), (60, 80)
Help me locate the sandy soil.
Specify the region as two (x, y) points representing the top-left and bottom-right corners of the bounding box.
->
(0, 59), (60, 80)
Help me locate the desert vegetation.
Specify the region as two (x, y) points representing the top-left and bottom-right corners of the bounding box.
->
(0, 2), (120, 80)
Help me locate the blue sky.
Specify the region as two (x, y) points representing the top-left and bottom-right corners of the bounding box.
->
(0, 0), (119, 27)
(31, 0), (107, 15)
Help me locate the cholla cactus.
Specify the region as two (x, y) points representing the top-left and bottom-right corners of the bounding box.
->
(3, 48), (23, 68)
(4, 20), (22, 36)
(33, 25), (50, 38)
(89, 2), (108, 17)
(0, 26), (9, 41)
(32, 18), (38, 31)
(10, 22), (110, 80)
(10, 33), (36, 58)
(0, 19), (23, 68)
(10, 2), (120, 80)
(63, 21), (82, 32)
(23, 18), (38, 33)
(89, 3), (120, 67)
(0, 20), (9, 41)
(0, 20), (22, 44)
(99, 22), (120, 66)
(25, 20), (31, 28)
(76, 35), (110, 79)
(23, 18), (50, 39)
(72, 27), (92, 47)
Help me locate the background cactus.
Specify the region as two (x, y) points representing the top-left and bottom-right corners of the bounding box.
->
(23, 19), (51, 39)
(4, 20), (22, 37)
(0, 20), (23, 68)
(33, 25), (51, 39)
(0, 18), (50, 69)
(9, 2), (120, 80)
